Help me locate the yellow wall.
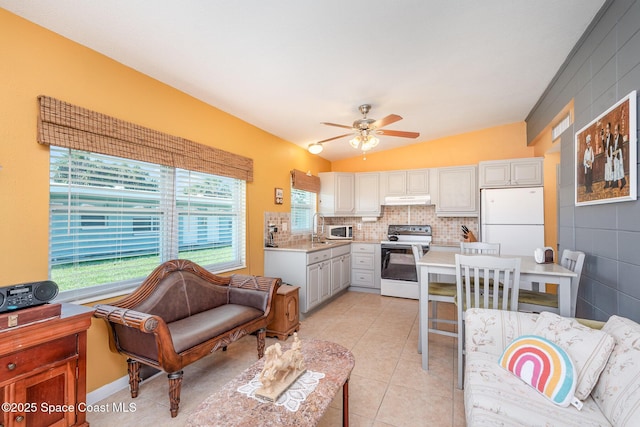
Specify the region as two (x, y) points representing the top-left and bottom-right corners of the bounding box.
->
(332, 122), (532, 171)
(0, 9), (330, 392)
(0, 8), (566, 395)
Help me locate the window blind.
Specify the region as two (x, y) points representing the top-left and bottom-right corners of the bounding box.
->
(291, 169), (320, 193)
(38, 95), (253, 182)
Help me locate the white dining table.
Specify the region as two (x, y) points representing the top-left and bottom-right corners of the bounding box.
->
(416, 250), (577, 370)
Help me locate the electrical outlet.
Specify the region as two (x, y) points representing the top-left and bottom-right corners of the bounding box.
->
(357, 223), (362, 230)
(282, 222), (288, 232)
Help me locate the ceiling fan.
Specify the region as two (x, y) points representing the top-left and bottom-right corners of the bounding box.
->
(308, 104), (420, 155)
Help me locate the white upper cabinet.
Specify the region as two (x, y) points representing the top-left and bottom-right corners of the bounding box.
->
(379, 169), (430, 199)
(319, 172), (355, 216)
(355, 172), (381, 216)
(479, 157), (543, 188)
(435, 165), (478, 217)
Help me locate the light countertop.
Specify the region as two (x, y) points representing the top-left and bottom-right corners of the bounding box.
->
(264, 239), (378, 253)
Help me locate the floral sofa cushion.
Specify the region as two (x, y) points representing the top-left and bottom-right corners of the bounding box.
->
(464, 308), (538, 357)
(464, 308), (618, 427)
(534, 311), (615, 400)
(465, 351), (612, 427)
(592, 315), (640, 427)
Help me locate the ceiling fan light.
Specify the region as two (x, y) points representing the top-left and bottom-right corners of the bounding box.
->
(349, 136), (361, 149)
(360, 135), (379, 152)
(308, 143), (323, 154)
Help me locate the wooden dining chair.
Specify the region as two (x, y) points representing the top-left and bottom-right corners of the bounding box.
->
(460, 241), (501, 254)
(455, 254), (521, 389)
(518, 249), (585, 317)
(413, 245), (457, 355)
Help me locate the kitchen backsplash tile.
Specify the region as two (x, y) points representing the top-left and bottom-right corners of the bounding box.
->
(264, 205), (478, 247)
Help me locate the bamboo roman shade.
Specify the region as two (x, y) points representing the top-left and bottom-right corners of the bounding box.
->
(291, 169), (320, 193)
(37, 96), (253, 182)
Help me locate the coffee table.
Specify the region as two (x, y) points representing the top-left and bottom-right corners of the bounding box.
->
(186, 339), (355, 426)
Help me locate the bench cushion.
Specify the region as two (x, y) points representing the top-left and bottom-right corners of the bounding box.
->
(168, 304), (263, 353)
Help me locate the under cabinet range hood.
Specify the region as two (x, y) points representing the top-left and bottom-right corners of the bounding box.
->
(383, 195), (431, 206)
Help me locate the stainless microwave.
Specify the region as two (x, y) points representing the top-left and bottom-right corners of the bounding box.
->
(326, 225), (354, 240)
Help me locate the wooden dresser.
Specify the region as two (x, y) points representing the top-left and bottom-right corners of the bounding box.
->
(266, 285), (300, 340)
(0, 303), (94, 427)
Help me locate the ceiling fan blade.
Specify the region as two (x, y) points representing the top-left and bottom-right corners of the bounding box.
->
(377, 129), (420, 138)
(317, 133), (352, 143)
(372, 114), (402, 129)
(321, 122), (353, 130)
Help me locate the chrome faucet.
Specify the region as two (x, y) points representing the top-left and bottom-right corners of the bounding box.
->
(312, 212), (325, 243)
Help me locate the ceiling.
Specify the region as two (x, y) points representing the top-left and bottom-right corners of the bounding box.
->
(1, 1), (605, 161)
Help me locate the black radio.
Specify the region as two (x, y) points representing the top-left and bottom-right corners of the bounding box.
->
(0, 281), (59, 313)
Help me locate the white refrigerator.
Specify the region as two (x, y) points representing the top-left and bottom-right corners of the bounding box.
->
(480, 187), (544, 256)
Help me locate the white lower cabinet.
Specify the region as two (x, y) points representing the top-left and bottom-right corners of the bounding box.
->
(331, 246), (351, 294)
(307, 259), (330, 310)
(350, 243), (381, 290)
(265, 243), (351, 314)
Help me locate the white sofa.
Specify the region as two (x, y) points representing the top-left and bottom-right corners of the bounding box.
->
(464, 308), (640, 427)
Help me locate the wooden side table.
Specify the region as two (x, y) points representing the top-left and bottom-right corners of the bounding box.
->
(266, 285), (300, 340)
(0, 303), (93, 427)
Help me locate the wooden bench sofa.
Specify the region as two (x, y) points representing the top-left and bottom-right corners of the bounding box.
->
(94, 259), (280, 417)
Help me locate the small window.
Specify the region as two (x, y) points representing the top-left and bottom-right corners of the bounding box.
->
(291, 188), (316, 233)
(552, 113), (572, 141)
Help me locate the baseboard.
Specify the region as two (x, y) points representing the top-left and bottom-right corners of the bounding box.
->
(86, 375), (131, 405)
(86, 367), (162, 405)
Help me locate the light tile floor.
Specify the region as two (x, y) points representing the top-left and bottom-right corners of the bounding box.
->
(87, 291), (465, 426)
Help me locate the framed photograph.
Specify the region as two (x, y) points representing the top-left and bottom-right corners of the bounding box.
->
(274, 187), (284, 204)
(575, 90), (637, 206)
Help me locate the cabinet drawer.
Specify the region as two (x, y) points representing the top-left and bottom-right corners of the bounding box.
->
(351, 270), (375, 286)
(306, 249), (331, 264)
(351, 243), (375, 254)
(352, 254), (374, 269)
(0, 335), (77, 382)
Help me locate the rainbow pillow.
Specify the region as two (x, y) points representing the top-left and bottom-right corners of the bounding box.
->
(499, 335), (578, 408)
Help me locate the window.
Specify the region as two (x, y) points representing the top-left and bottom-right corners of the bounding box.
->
(290, 188), (316, 233)
(552, 113), (572, 141)
(49, 147), (246, 299)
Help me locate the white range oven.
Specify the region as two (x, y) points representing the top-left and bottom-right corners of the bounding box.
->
(380, 224), (432, 300)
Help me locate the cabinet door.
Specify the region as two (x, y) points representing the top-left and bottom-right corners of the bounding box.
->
(284, 293), (299, 325)
(331, 256), (342, 294)
(479, 162), (511, 187)
(511, 158), (543, 186)
(331, 254), (351, 293)
(319, 172), (355, 216)
(340, 254), (351, 291)
(335, 174), (355, 214)
(436, 166), (478, 216)
(407, 169), (430, 194)
(306, 263), (321, 311)
(355, 173), (380, 216)
(319, 261), (331, 302)
(6, 362), (77, 427)
(380, 171), (407, 197)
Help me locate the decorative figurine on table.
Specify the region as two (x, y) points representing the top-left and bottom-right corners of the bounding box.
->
(255, 333), (306, 401)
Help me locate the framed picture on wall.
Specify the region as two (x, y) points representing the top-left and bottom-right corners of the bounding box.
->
(575, 90), (637, 206)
